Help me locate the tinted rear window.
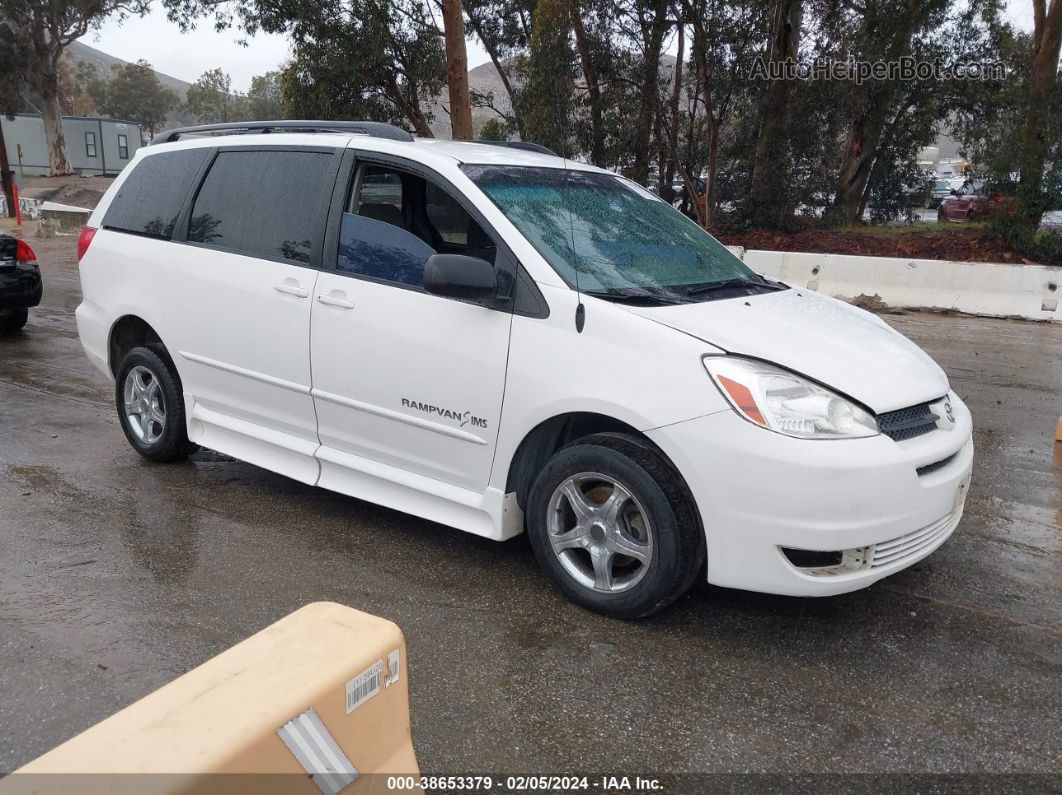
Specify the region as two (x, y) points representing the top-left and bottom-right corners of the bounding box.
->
(103, 148), (211, 239)
(187, 150), (334, 264)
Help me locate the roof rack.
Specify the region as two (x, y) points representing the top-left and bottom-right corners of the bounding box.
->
(478, 140), (559, 157)
(149, 120), (415, 146)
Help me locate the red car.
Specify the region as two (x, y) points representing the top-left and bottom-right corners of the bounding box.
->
(937, 192), (1017, 222)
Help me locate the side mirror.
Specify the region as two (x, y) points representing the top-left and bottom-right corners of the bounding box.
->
(424, 254), (497, 303)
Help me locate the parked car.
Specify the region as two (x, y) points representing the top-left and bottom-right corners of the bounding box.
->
(0, 233), (42, 332)
(927, 177), (968, 209)
(938, 191), (1017, 223)
(74, 120), (973, 618)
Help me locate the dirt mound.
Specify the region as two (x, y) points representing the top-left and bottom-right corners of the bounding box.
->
(20, 175), (113, 211)
(715, 226), (1050, 265)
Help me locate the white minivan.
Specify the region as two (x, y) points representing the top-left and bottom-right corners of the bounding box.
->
(75, 121), (973, 618)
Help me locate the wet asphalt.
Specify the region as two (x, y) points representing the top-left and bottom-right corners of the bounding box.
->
(0, 235), (1059, 779)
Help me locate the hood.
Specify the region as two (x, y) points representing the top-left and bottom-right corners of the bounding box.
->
(623, 288), (949, 413)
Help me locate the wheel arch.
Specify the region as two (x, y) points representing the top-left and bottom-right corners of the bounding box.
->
(504, 411), (682, 513)
(108, 315), (164, 378)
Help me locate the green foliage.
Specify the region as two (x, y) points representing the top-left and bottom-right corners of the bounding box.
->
(246, 71), (284, 120)
(520, 0), (577, 156)
(165, 0), (1057, 253)
(477, 116), (509, 140)
(0, 20), (21, 117)
(185, 67), (238, 123)
(92, 61), (179, 136)
(169, 0), (444, 136)
(988, 209), (1062, 264)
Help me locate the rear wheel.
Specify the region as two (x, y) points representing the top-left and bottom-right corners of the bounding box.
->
(114, 346), (197, 462)
(526, 433), (705, 619)
(0, 308), (28, 333)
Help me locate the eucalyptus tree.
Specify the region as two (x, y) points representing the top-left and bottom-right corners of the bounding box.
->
(2, 0), (150, 175)
(166, 0), (444, 136)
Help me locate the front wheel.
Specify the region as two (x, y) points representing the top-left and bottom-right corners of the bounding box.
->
(114, 346), (196, 462)
(526, 433), (705, 619)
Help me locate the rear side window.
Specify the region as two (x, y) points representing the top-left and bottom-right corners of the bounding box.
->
(188, 150), (334, 264)
(102, 148), (210, 239)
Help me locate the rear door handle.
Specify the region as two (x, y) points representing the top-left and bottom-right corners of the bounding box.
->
(274, 283), (309, 298)
(316, 294), (355, 309)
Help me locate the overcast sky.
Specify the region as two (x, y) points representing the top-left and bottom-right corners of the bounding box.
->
(90, 0), (1035, 94)
(89, 11), (493, 93)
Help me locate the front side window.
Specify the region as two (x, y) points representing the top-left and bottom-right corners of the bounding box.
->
(102, 148), (211, 239)
(188, 150), (334, 264)
(85, 132), (97, 158)
(463, 165), (760, 299)
(337, 164), (495, 287)
(117, 134), (129, 159)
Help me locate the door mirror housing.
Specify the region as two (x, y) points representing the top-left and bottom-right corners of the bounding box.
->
(424, 254), (498, 303)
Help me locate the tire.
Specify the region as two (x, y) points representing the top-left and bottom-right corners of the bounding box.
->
(0, 308), (28, 333)
(114, 345), (197, 462)
(526, 433), (705, 619)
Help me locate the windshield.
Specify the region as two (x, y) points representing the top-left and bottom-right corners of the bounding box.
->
(462, 165), (756, 294)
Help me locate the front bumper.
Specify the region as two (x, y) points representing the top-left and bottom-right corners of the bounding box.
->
(0, 265), (43, 310)
(647, 391), (974, 597)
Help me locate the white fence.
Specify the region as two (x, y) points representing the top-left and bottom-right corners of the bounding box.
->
(0, 195), (42, 220)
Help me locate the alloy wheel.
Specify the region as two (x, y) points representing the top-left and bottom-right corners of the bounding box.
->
(546, 472), (654, 593)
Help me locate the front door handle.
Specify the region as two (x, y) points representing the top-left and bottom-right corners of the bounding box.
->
(316, 293), (355, 309)
(274, 282), (309, 298)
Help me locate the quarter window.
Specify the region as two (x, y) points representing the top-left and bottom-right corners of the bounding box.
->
(337, 164), (496, 287)
(117, 133), (129, 160)
(102, 148), (211, 239)
(85, 132), (97, 158)
(187, 150), (334, 264)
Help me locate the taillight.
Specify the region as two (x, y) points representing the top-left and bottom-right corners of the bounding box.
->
(15, 239), (36, 263)
(77, 226), (96, 263)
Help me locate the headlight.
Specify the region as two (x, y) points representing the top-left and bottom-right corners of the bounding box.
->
(703, 356), (879, 439)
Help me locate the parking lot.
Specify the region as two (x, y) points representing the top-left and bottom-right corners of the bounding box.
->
(1, 233), (1060, 780)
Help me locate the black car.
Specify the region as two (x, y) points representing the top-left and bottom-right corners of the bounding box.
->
(0, 232), (42, 332)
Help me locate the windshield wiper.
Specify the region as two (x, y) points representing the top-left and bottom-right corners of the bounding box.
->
(583, 288), (691, 306)
(683, 277), (786, 298)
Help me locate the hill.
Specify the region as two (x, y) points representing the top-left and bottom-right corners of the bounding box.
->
(62, 40), (197, 128)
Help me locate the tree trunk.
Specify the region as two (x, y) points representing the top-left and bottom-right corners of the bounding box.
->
(827, 0), (932, 226)
(0, 122), (15, 218)
(1017, 0), (1062, 231)
(661, 23), (685, 204)
(572, 6), (605, 166)
(631, 0), (670, 185)
(386, 76), (436, 138)
(41, 89), (73, 176)
(466, 15), (525, 137)
(746, 0), (802, 228)
(442, 0), (474, 140)
(830, 97), (894, 225)
(705, 115), (720, 227)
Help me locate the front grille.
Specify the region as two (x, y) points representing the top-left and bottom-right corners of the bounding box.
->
(878, 400), (940, 441)
(870, 512), (956, 569)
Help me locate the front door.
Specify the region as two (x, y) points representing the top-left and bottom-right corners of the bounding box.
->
(309, 160), (512, 496)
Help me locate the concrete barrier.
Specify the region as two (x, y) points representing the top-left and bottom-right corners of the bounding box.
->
(36, 201), (91, 237)
(0, 602), (421, 795)
(730, 248), (1062, 322)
